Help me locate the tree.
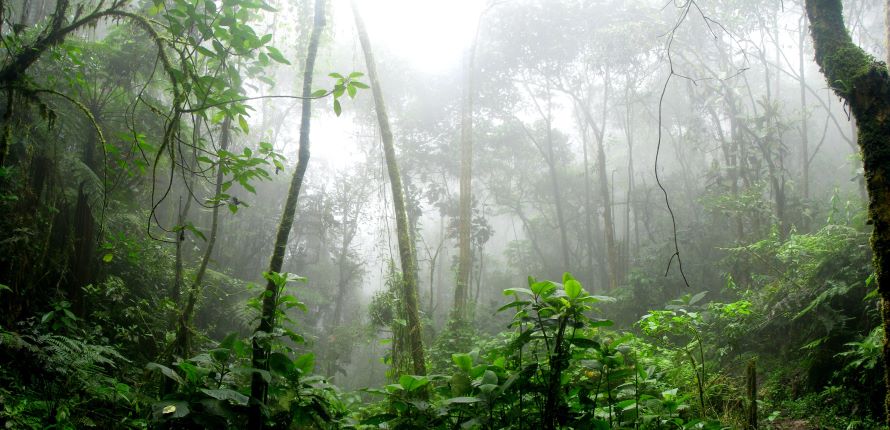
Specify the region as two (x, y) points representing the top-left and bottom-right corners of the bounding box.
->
(248, 0), (326, 427)
(352, 0), (427, 377)
(804, 0), (890, 423)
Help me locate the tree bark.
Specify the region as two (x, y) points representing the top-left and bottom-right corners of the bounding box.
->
(799, 15), (811, 202)
(454, 24), (478, 320)
(248, 1), (325, 428)
(352, 1), (427, 377)
(805, 0), (890, 424)
(174, 115), (232, 360)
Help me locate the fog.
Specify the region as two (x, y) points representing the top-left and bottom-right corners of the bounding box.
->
(1, 0), (886, 428)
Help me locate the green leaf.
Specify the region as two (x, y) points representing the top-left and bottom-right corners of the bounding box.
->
(689, 291), (708, 305)
(146, 363), (184, 386)
(238, 115), (249, 134)
(443, 396), (482, 405)
(268, 352), (293, 376)
(496, 300), (530, 313)
(348, 71), (365, 79)
(266, 46), (290, 64)
(347, 84), (357, 98)
(361, 414), (397, 425)
(530, 281), (556, 297)
(481, 370), (498, 386)
(200, 388), (248, 406)
(102, 253), (113, 263)
(564, 279), (582, 299)
(503, 288), (533, 297)
(294, 352), (315, 375)
(398, 374), (429, 392)
(588, 319), (614, 328)
(311, 89), (327, 97)
(452, 353), (473, 372)
(351, 81), (369, 89)
(333, 99), (342, 116)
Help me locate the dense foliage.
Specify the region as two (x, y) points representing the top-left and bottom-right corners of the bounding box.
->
(0, 0), (885, 429)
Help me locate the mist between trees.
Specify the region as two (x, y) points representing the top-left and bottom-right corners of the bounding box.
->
(0, 0), (887, 429)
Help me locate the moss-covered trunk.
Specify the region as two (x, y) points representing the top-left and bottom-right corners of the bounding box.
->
(247, 1), (325, 428)
(805, 0), (890, 423)
(352, 0), (427, 377)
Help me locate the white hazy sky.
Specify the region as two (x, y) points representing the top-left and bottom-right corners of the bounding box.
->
(339, 0), (487, 73)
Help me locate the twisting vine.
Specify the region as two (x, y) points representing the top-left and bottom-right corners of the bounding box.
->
(654, 0), (746, 287)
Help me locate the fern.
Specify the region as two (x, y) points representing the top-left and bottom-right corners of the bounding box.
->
(60, 154), (106, 220)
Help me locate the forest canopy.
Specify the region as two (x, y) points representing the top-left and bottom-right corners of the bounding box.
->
(0, 0), (887, 429)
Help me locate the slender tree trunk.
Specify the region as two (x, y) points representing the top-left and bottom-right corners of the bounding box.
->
(546, 124), (572, 269)
(352, 0), (427, 377)
(799, 15), (810, 202)
(577, 110), (596, 285)
(174, 115), (231, 359)
(454, 25), (479, 320)
(593, 72), (618, 289)
(623, 87), (635, 266)
(805, 0), (890, 424)
(248, 1), (325, 428)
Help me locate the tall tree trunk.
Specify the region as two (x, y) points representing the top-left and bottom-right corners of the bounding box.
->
(805, 0), (890, 424)
(546, 120), (572, 270)
(174, 115), (232, 360)
(799, 14), (810, 203)
(576, 108), (597, 285)
(593, 71), (618, 290)
(352, 1), (427, 377)
(454, 21), (479, 321)
(248, 1), (325, 427)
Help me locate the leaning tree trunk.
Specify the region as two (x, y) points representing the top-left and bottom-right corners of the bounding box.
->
(352, 0), (427, 377)
(173, 115), (232, 360)
(805, 0), (890, 424)
(248, 1), (325, 428)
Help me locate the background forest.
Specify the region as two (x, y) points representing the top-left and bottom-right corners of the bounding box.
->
(0, 0), (885, 428)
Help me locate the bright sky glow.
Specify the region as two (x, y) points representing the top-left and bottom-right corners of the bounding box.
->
(339, 0), (486, 73)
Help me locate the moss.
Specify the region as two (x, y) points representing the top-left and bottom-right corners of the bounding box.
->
(823, 46), (874, 95)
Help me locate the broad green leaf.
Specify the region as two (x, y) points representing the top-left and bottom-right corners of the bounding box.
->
(452, 353), (473, 371)
(200, 388), (248, 405)
(564, 279), (582, 299)
(443, 396), (482, 405)
(268, 352), (293, 376)
(361, 414), (397, 425)
(146, 363), (184, 386)
(481, 370), (497, 386)
(398, 374), (429, 392)
(503, 288), (533, 297)
(294, 352), (315, 375)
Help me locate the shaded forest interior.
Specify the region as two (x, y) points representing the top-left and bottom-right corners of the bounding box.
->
(1, 0), (889, 428)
